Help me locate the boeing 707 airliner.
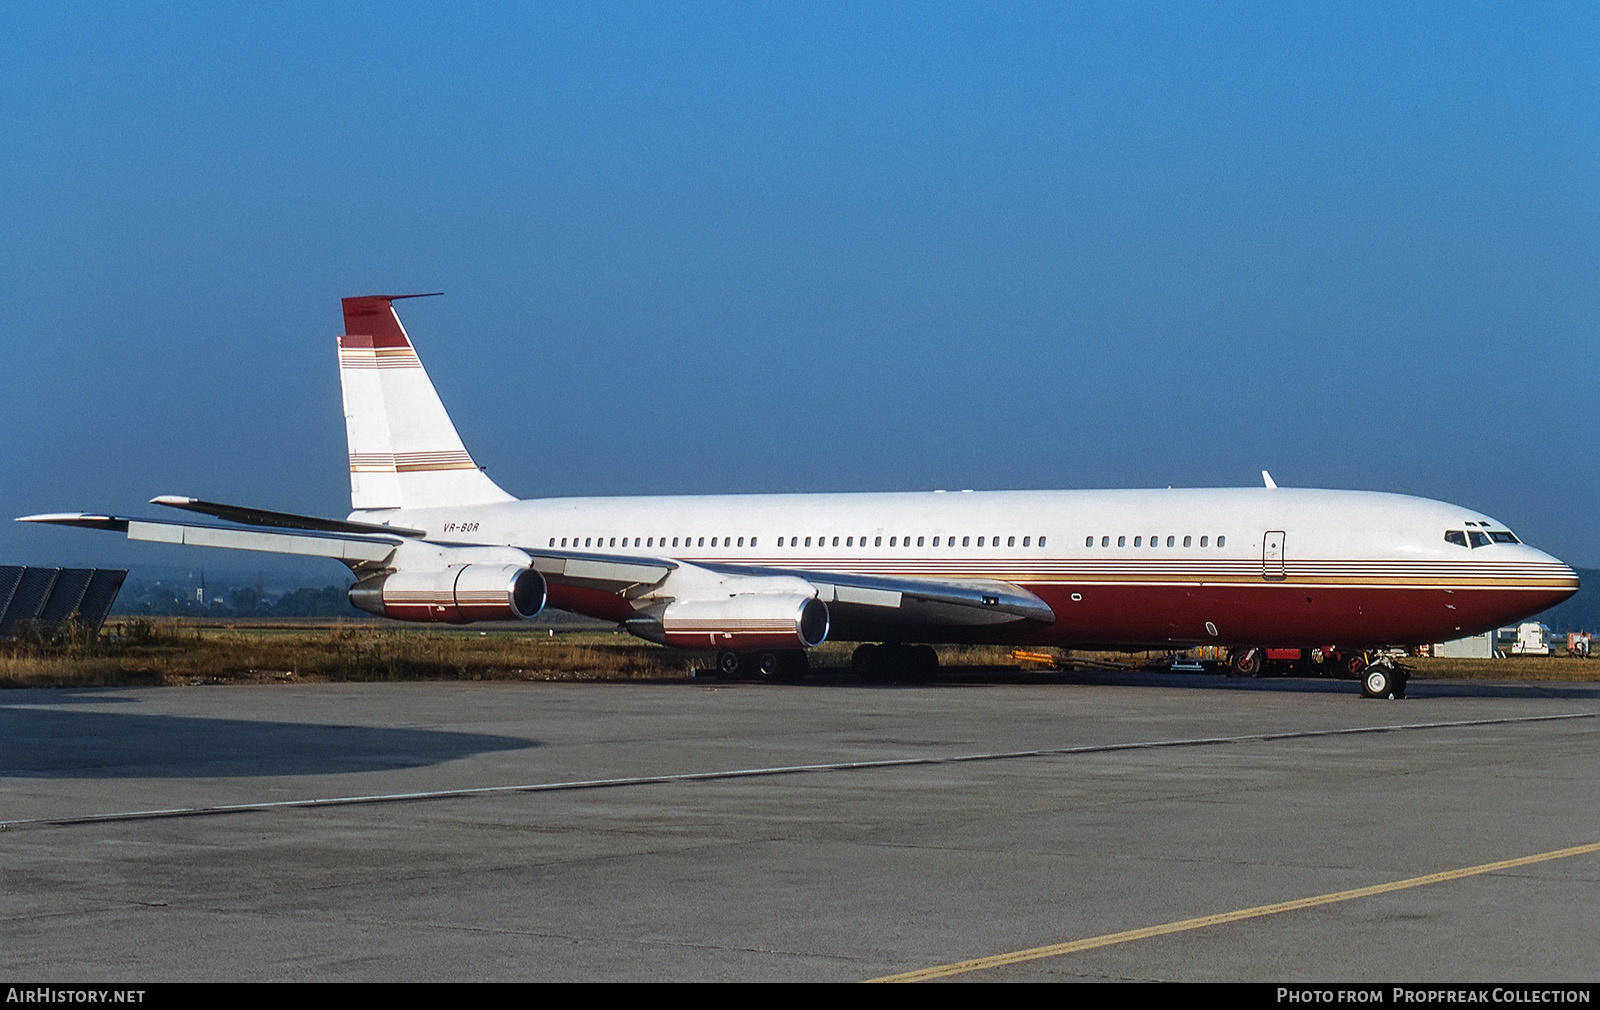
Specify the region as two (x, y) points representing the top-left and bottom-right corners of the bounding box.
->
(22, 294), (1579, 697)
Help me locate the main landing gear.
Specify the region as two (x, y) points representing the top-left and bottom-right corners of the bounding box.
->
(715, 649), (809, 682)
(851, 643), (939, 684)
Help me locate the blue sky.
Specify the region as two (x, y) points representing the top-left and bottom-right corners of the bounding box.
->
(3, 1), (1597, 575)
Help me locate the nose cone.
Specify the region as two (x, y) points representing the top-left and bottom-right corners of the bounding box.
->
(1505, 545), (1580, 623)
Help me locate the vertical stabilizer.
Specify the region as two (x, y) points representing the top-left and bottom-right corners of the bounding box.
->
(338, 294), (515, 512)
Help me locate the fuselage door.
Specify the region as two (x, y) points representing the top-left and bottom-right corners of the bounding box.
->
(1263, 531), (1286, 581)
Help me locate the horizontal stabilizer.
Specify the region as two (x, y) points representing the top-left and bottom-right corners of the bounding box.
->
(150, 495), (424, 537)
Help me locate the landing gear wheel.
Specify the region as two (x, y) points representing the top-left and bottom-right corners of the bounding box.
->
(717, 649), (744, 679)
(852, 644), (885, 682)
(852, 644), (937, 684)
(1230, 648), (1262, 677)
(1361, 665), (1395, 699)
(753, 650), (808, 683)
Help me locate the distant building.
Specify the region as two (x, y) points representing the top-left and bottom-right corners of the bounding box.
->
(1432, 632), (1495, 659)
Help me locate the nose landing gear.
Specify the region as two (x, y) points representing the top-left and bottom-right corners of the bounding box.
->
(1359, 658), (1408, 699)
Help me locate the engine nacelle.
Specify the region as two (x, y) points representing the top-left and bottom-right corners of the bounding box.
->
(349, 564), (546, 624)
(628, 593), (830, 650)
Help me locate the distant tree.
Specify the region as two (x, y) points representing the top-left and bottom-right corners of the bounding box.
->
(228, 586), (265, 617)
(272, 586), (359, 618)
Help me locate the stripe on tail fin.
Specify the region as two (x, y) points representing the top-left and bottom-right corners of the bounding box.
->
(338, 294), (515, 511)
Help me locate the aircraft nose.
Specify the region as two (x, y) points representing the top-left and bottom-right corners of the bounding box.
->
(1531, 548), (1581, 603)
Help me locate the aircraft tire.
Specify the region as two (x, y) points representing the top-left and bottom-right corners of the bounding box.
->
(1360, 665), (1394, 699)
(717, 649), (745, 679)
(852, 644), (885, 682)
(754, 650), (807, 683)
(1230, 647), (1262, 677)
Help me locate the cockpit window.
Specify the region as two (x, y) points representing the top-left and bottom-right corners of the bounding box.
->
(1445, 530), (1468, 548)
(1490, 531), (1519, 544)
(1468, 531), (1490, 548)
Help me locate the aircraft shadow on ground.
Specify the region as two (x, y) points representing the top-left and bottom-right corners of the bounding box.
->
(0, 704), (537, 779)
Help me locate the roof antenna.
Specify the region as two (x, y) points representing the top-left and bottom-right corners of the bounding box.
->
(1262, 470), (1278, 489)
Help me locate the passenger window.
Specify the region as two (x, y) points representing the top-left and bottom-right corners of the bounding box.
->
(963, 536), (970, 546)
(917, 536), (925, 547)
(738, 537), (745, 547)
(890, 536), (897, 547)
(585, 538), (592, 547)
(1200, 536), (1208, 547)
(1445, 531), (1468, 548)
(1115, 536), (1123, 547)
(673, 537), (680, 547)
(751, 537), (757, 547)
(549, 538), (555, 547)
(875, 536), (882, 546)
(992, 535), (1000, 547)
(847, 536), (854, 547)
(805, 537), (812, 547)
(1166, 536), (1175, 547)
(932, 536), (939, 547)
(1134, 536), (1141, 547)
(698, 537), (705, 547)
(1183, 536), (1192, 547)
(1085, 536), (1093, 547)
(1039, 536), (1046, 547)
(1024, 536), (1032, 547)
(1217, 535), (1226, 547)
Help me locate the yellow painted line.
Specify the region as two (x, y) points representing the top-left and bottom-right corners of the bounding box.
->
(867, 841), (1600, 983)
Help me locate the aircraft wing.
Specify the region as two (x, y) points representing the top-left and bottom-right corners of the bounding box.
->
(512, 549), (1053, 629)
(19, 508), (1054, 633)
(18, 513), (402, 564)
(701, 562), (1055, 627)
